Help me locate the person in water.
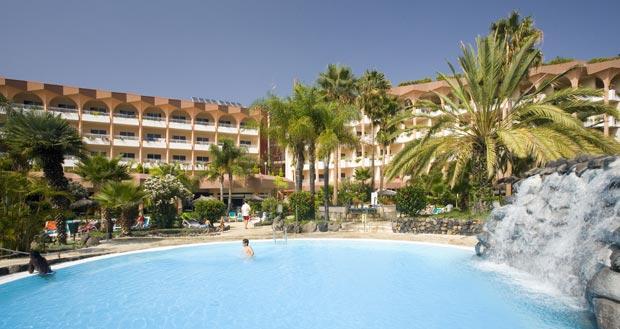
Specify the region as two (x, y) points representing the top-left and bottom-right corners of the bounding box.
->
(242, 239), (254, 257)
(28, 251), (53, 275)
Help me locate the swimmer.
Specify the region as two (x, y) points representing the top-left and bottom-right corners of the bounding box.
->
(242, 238), (254, 257)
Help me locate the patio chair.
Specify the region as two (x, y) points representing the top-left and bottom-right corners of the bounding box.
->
(182, 219), (208, 229)
(228, 211), (237, 222)
(44, 221), (58, 240)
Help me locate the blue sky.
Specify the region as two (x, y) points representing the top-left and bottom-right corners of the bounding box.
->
(1, 0), (618, 105)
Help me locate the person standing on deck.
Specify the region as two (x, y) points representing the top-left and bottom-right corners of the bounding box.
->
(241, 200), (251, 229)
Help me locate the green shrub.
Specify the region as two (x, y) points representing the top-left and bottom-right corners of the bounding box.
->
(261, 197), (279, 219)
(544, 56), (575, 65)
(587, 56), (620, 64)
(193, 199), (227, 225)
(395, 185), (427, 217)
(288, 191), (315, 221)
(398, 77), (432, 87)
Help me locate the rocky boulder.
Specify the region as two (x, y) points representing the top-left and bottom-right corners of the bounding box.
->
(317, 222), (328, 232)
(593, 298), (620, 329)
(285, 223), (301, 234)
(611, 246), (620, 272)
(85, 236), (100, 247)
(587, 267), (620, 304)
(327, 222), (340, 232)
(302, 221), (317, 233)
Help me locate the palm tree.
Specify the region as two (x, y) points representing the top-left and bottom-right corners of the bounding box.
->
(208, 139), (252, 212)
(316, 101), (359, 220)
(202, 163), (226, 202)
(75, 155), (131, 239)
(94, 181), (146, 236)
(387, 35), (619, 211)
(150, 163), (197, 191)
(357, 70), (392, 190)
(374, 96), (402, 192)
(3, 110), (83, 243)
(257, 85), (316, 192)
(490, 10), (543, 65)
(318, 64), (358, 204)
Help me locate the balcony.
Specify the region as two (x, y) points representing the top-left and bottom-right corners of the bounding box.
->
(142, 116), (166, 128)
(609, 89), (620, 102)
(194, 121), (216, 132)
(114, 135), (140, 147)
(169, 118), (192, 130)
(217, 123), (238, 134)
(47, 106), (79, 120)
(142, 137), (166, 148)
(11, 103), (44, 112)
(82, 110), (110, 123)
(113, 113), (139, 126)
(171, 161), (192, 170)
(241, 145), (258, 154)
(144, 160), (164, 168)
(83, 133), (110, 145)
(169, 139), (192, 150)
(194, 141), (212, 151)
(395, 133), (416, 144)
(63, 155), (79, 167)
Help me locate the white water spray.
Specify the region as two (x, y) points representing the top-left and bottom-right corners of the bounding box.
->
(482, 158), (619, 303)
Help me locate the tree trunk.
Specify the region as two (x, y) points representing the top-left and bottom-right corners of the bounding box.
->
(308, 143), (316, 200)
(331, 146), (339, 205)
(295, 149), (304, 192)
(370, 124), (376, 191)
(102, 207), (113, 240)
(379, 145), (386, 192)
(227, 172), (234, 212)
(41, 155), (70, 244)
(323, 154), (331, 221)
(219, 176), (224, 202)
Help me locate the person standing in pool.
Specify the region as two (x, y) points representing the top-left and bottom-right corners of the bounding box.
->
(241, 200), (251, 229)
(242, 239), (254, 257)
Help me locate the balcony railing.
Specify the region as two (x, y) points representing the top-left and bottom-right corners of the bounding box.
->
(195, 121), (214, 126)
(170, 139), (189, 144)
(170, 118), (189, 124)
(84, 133), (109, 139)
(12, 103), (44, 111)
(144, 137), (165, 143)
(115, 135), (139, 140)
(114, 113), (137, 119)
(83, 110), (109, 116)
(143, 116), (164, 121)
(218, 122), (235, 128)
(49, 106), (77, 113)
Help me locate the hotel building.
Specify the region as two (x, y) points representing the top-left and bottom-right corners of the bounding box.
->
(286, 58), (620, 189)
(0, 76), (285, 199)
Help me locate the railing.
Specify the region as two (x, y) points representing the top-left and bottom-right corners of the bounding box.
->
(144, 137), (165, 143)
(143, 115), (164, 121)
(115, 135), (138, 140)
(195, 121), (214, 126)
(170, 139), (189, 144)
(84, 133), (109, 139)
(195, 140), (211, 145)
(12, 103), (44, 111)
(120, 157), (136, 162)
(83, 110), (109, 116)
(48, 106), (77, 113)
(170, 118), (190, 124)
(114, 113), (137, 118)
(218, 122), (235, 128)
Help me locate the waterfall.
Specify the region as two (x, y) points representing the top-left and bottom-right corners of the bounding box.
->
(481, 157), (619, 302)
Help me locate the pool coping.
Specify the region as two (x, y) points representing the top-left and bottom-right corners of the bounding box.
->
(0, 238), (473, 286)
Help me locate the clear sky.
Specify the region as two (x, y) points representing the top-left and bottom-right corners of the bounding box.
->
(1, 0), (618, 105)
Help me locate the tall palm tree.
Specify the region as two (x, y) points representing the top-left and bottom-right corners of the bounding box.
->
(357, 70), (392, 190)
(75, 155), (131, 239)
(490, 10), (543, 65)
(387, 35), (619, 210)
(94, 181), (146, 236)
(208, 139), (252, 212)
(375, 96), (401, 192)
(202, 163), (226, 202)
(256, 85), (316, 192)
(318, 64), (358, 204)
(316, 101), (359, 220)
(3, 110), (83, 243)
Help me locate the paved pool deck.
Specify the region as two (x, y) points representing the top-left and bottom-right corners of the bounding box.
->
(0, 221), (477, 275)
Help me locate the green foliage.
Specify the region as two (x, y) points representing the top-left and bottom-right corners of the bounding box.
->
(337, 179), (370, 206)
(398, 78), (432, 86)
(395, 185), (427, 217)
(143, 174), (193, 228)
(587, 56), (620, 63)
(94, 181), (146, 236)
(544, 56), (575, 65)
(288, 191), (315, 221)
(0, 172), (56, 251)
(261, 197), (279, 220)
(193, 199), (227, 224)
(207, 138), (253, 210)
(75, 155), (130, 191)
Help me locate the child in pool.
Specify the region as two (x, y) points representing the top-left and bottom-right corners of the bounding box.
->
(242, 239), (254, 257)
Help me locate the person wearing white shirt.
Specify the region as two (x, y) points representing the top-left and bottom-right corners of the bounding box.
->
(241, 201), (251, 229)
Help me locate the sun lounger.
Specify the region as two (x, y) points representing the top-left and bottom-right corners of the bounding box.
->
(182, 219), (209, 229)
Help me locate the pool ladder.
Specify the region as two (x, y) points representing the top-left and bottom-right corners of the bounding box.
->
(273, 226), (288, 245)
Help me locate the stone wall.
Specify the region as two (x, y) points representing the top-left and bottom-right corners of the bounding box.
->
(586, 229), (620, 329)
(393, 218), (482, 235)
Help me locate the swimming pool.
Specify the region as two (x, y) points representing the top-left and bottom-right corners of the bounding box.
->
(0, 239), (595, 328)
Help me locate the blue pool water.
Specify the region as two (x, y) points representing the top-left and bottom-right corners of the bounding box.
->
(0, 240), (595, 328)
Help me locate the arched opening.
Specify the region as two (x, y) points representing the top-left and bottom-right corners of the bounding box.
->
(239, 118), (257, 129)
(195, 112), (214, 126)
(49, 96), (77, 110)
(578, 76), (604, 89)
(218, 115), (237, 128)
(143, 107), (165, 121)
(403, 98), (413, 107)
(12, 92), (43, 110)
(170, 109), (190, 124)
(553, 76), (572, 92)
(113, 103), (138, 118)
(609, 74), (620, 98)
(82, 100), (109, 115)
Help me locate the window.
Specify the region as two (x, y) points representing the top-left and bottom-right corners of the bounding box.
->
(118, 110), (136, 117)
(147, 154), (161, 160)
(196, 137), (210, 144)
(90, 129), (107, 135)
(146, 133), (162, 141)
(319, 174), (324, 180)
(356, 151), (362, 157)
(23, 100), (42, 106)
(120, 153), (135, 159)
(196, 156), (209, 162)
(340, 173), (346, 178)
(119, 131), (135, 137)
(404, 99), (413, 107)
(240, 140), (252, 146)
(172, 135), (187, 142)
(219, 120), (232, 127)
(144, 112), (162, 119)
(58, 103), (76, 109)
(195, 118), (210, 124)
(357, 131), (362, 136)
(340, 153), (346, 158)
(172, 155), (186, 161)
(172, 115), (187, 122)
(88, 107), (107, 113)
